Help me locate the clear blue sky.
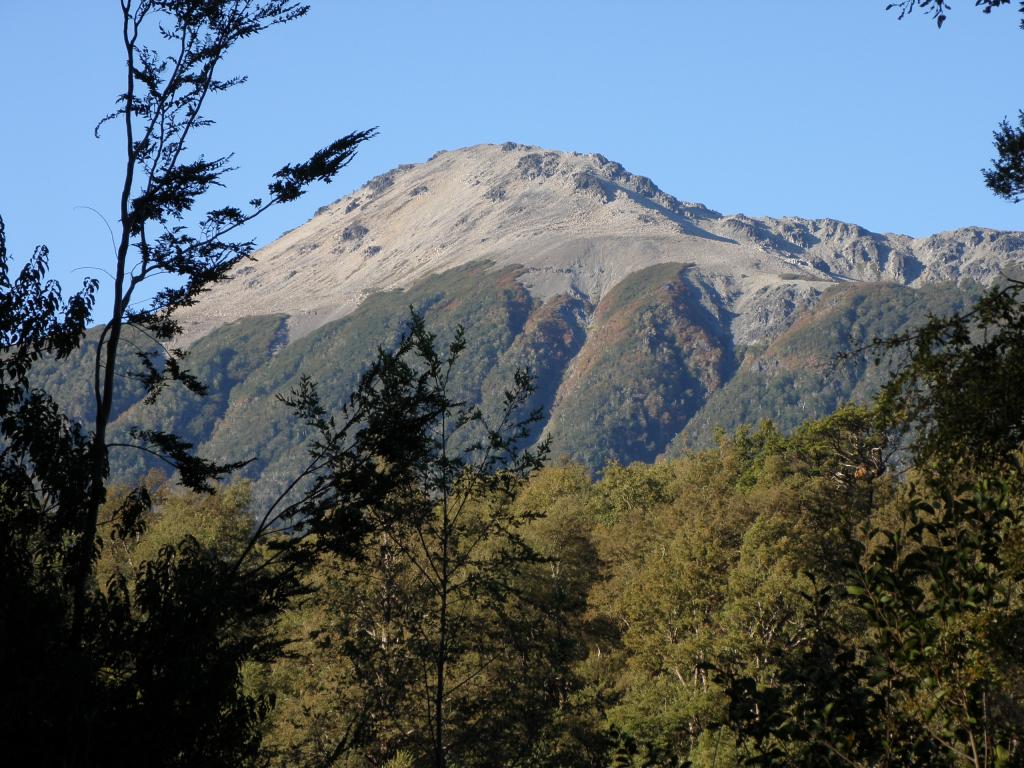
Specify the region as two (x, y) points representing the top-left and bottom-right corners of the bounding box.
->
(0, 1), (1020, 310)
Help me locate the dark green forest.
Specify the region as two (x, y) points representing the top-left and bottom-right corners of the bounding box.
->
(10, 282), (1024, 766)
(3, 1), (1024, 767)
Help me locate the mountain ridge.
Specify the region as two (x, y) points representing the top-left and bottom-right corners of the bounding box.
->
(179, 143), (1024, 347)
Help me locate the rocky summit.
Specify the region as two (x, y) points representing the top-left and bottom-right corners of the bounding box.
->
(180, 142), (1024, 346)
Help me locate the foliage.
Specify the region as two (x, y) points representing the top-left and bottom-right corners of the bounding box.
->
(266, 312), (550, 768)
(0, 2), (377, 764)
(718, 469), (1024, 767)
(985, 111), (1024, 203)
(886, 0), (1019, 28)
(583, 420), (881, 765)
(710, 277), (1024, 766)
(876, 278), (1024, 477)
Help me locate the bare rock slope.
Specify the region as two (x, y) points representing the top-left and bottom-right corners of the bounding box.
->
(181, 143), (1024, 347)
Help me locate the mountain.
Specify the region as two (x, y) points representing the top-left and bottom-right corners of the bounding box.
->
(35, 144), (1024, 498)
(179, 143), (1023, 345)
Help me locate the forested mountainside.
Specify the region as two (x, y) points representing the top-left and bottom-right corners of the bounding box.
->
(26, 269), (987, 501)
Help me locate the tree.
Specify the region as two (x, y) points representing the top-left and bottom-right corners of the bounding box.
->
(985, 111), (1024, 203)
(0, 2), (383, 764)
(718, 469), (1024, 768)
(589, 423), (882, 766)
(874, 278), (1024, 478)
(710, 278), (1024, 766)
(74, 0), (374, 641)
(0, 217), (99, 765)
(1, 249), (480, 765)
(273, 314), (550, 768)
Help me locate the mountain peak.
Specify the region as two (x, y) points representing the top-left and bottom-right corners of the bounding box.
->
(347, 143), (718, 221)
(179, 143), (1024, 344)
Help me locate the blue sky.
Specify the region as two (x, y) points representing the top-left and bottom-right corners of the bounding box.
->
(0, 1), (1020, 309)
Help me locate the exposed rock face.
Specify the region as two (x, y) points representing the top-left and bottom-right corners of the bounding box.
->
(177, 143), (1024, 349)
(731, 282), (824, 348)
